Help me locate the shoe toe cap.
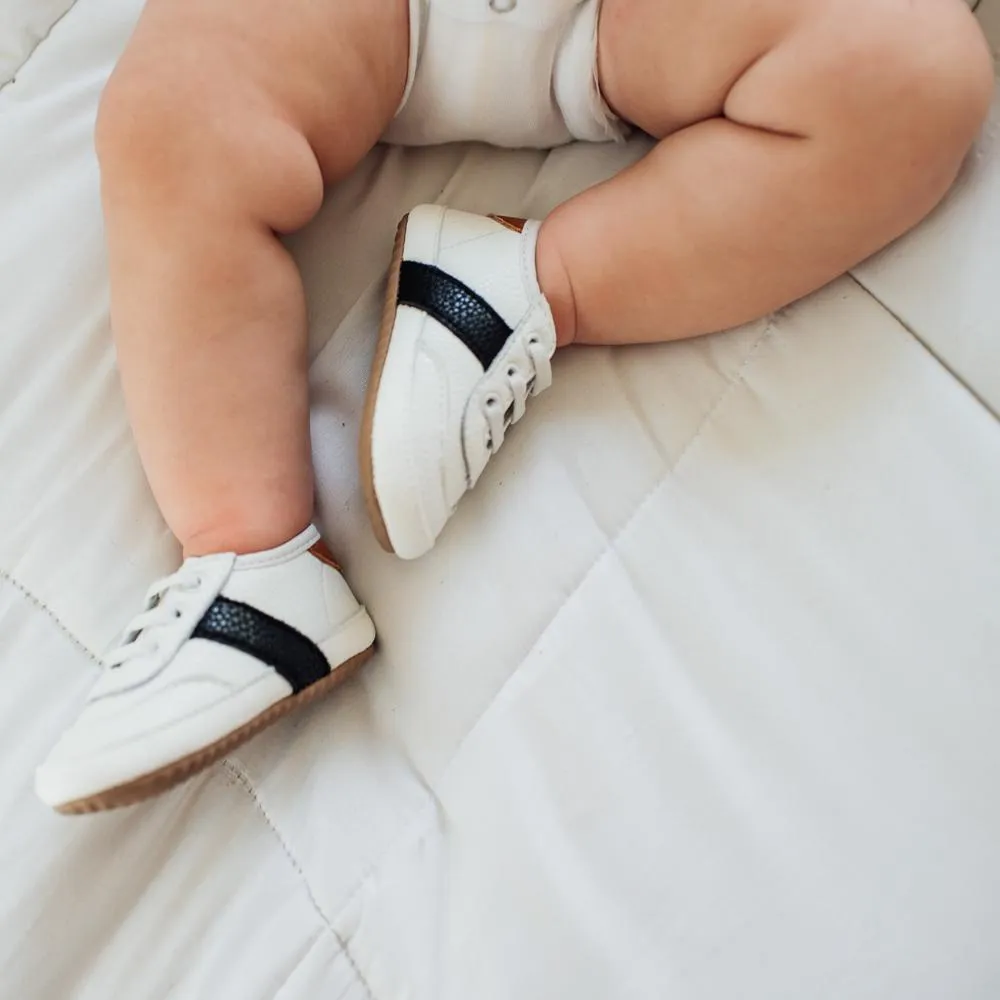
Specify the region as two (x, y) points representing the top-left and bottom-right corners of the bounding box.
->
(35, 649), (288, 809)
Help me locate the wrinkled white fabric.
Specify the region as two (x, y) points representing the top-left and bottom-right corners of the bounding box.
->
(2, 1), (999, 998)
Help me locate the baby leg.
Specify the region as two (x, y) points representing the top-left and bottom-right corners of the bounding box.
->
(35, 0), (412, 812)
(97, 0), (410, 554)
(537, 0), (992, 345)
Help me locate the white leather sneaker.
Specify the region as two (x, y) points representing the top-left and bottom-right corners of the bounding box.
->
(35, 526), (376, 814)
(361, 205), (557, 559)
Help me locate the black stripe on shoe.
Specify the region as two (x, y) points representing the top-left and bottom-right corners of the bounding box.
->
(397, 260), (512, 370)
(192, 597), (328, 694)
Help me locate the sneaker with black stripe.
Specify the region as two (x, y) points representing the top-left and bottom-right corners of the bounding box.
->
(361, 205), (557, 560)
(35, 525), (376, 814)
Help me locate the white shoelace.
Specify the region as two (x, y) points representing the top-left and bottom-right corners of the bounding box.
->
(107, 565), (205, 667)
(483, 333), (553, 453)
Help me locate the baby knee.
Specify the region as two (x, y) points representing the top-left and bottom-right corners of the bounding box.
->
(96, 63), (210, 188)
(96, 61), (323, 232)
(857, 1), (993, 156)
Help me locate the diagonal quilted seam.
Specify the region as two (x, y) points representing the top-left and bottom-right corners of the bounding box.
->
(435, 317), (779, 784)
(221, 759), (381, 1000)
(0, 0), (82, 93)
(846, 273), (1000, 423)
(0, 567), (101, 665)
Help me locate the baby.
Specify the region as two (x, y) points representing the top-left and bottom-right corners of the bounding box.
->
(35, 0), (992, 812)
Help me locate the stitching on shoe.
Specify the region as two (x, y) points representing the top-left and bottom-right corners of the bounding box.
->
(233, 528), (319, 570)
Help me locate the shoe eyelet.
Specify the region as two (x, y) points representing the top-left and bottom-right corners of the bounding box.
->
(485, 395), (499, 408)
(490, 0), (516, 11)
(507, 366), (518, 378)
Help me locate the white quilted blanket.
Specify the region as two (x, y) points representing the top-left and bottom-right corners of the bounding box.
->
(2, 3), (999, 997)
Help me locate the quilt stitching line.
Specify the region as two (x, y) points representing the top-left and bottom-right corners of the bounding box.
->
(0, 1), (82, 94)
(672, 318), (778, 475)
(0, 567), (101, 665)
(221, 759), (380, 1000)
(437, 317), (779, 781)
(271, 928), (324, 1000)
(846, 272), (1000, 423)
(321, 801), (441, 949)
(270, 927), (326, 1000)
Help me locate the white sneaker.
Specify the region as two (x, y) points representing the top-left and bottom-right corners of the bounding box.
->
(361, 205), (557, 559)
(35, 526), (376, 814)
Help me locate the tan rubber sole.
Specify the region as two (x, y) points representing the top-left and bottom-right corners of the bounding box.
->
(359, 214), (409, 555)
(55, 647), (374, 816)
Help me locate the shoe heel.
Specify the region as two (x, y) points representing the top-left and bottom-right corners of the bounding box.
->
(320, 606), (377, 670)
